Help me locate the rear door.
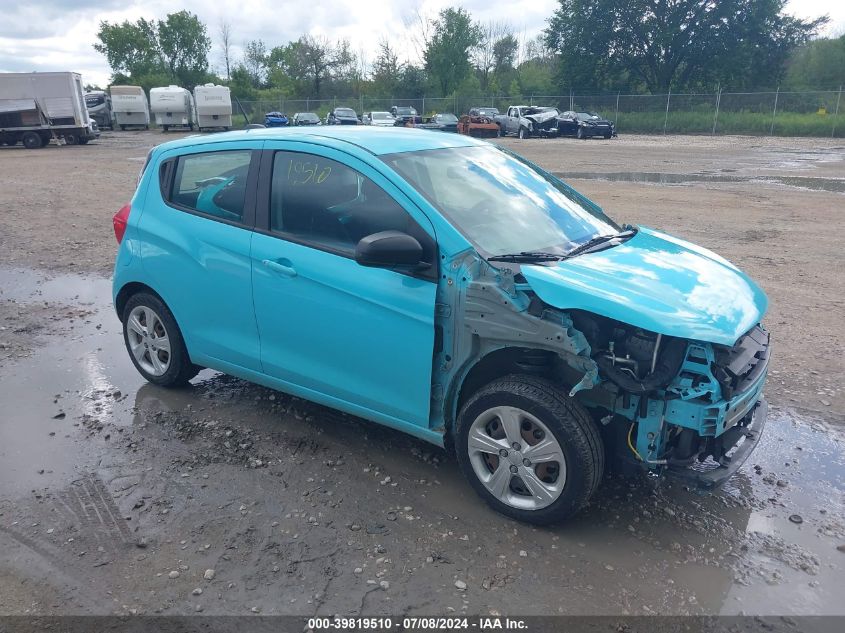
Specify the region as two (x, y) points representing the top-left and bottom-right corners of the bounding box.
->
(250, 142), (438, 428)
(140, 140), (263, 371)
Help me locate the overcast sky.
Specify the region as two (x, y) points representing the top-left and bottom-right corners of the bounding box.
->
(0, 0), (842, 89)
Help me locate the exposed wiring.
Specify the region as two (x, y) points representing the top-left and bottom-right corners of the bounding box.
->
(627, 423), (643, 461)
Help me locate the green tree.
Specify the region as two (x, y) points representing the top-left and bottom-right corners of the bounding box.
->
(94, 11), (211, 89)
(371, 39), (402, 97)
(156, 10), (211, 88)
(424, 8), (482, 95)
(785, 34), (845, 89)
(545, 0), (828, 93)
(94, 18), (161, 79)
(243, 39), (268, 88)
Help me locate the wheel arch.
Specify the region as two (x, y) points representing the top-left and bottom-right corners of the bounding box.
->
(447, 346), (565, 445)
(114, 281), (167, 320)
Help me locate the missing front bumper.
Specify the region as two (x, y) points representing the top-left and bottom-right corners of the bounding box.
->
(666, 398), (768, 490)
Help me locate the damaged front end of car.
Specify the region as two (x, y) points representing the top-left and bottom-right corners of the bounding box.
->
(435, 226), (770, 490)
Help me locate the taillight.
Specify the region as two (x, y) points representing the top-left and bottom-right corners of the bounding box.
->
(113, 204), (131, 244)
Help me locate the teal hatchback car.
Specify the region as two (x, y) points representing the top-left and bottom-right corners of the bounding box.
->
(113, 127), (770, 524)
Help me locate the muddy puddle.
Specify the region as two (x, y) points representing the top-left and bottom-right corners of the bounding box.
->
(1, 266), (843, 617)
(557, 171), (845, 194)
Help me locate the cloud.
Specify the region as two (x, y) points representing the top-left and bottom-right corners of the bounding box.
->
(0, 0), (558, 87)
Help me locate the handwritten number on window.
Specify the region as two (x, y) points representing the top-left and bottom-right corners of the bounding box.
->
(287, 160), (331, 186)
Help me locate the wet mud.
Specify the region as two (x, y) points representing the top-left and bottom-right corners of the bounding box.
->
(1, 266), (843, 617)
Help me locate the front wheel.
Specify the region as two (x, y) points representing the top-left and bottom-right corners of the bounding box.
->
(518, 126), (530, 139)
(577, 127), (586, 140)
(22, 132), (42, 149)
(122, 292), (199, 387)
(455, 375), (604, 524)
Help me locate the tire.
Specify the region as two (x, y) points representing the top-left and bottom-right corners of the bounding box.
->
(79, 137), (89, 144)
(603, 133), (611, 139)
(122, 292), (200, 387)
(22, 132), (42, 149)
(518, 126), (530, 139)
(162, 125), (169, 132)
(455, 375), (604, 524)
(64, 133), (78, 145)
(576, 127), (585, 140)
(120, 125), (126, 131)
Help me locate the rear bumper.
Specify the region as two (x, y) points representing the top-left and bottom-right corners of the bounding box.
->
(667, 398), (767, 489)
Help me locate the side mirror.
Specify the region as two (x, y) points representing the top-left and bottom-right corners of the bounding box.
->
(355, 230), (424, 269)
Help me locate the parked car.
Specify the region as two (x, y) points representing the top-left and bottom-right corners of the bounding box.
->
(292, 112), (321, 126)
(430, 113), (459, 132)
(495, 105), (565, 139)
(558, 111), (615, 139)
(113, 127), (770, 524)
(390, 105), (418, 125)
(264, 112), (289, 127)
(326, 107), (359, 125)
(468, 106), (500, 118)
(362, 111), (396, 127)
(459, 109), (500, 138)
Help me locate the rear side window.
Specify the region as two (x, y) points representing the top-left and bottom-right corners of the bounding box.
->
(169, 151), (252, 222)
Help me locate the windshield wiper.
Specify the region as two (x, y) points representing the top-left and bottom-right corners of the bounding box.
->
(562, 229), (636, 259)
(486, 251), (565, 263)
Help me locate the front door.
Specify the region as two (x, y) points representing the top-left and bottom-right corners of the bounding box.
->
(251, 144), (438, 428)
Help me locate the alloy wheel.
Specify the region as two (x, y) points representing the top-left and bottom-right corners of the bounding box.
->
(126, 305), (172, 376)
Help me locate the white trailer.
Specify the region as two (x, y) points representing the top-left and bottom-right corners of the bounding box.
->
(0, 71), (98, 148)
(150, 85), (195, 131)
(193, 84), (232, 131)
(111, 85), (149, 130)
(85, 90), (113, 130)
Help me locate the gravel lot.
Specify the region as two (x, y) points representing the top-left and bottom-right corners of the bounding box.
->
(0, 131), (843, 620)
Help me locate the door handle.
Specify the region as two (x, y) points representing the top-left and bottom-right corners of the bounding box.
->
(262, 258), (297, 278)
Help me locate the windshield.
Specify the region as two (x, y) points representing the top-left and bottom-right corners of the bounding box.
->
(85, 95), (105, 107)
(299, 113), (318, 121)
(336, 108), (356, 117)
(395, 107), (416, 115)
(383, 146), (618, 257)
(437, 114), (458, 122)
(577, 112), (598, 120)
(372, 112), (392, 120)
(475, 108), (498, 116)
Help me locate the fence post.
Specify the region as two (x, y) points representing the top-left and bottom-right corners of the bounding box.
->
(770, 86), (779, 136)
(614, 91), (620, 131)
(306, 97), (309, 111)
(663, 89), (671, 135)
(422, 96), (425, 115)
(569, 89), (573, 111)
(833, 85), (842, 138)
(712, 85), (721, 135)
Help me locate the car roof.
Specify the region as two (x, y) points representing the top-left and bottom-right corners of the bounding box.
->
(153, 126), (484, 156)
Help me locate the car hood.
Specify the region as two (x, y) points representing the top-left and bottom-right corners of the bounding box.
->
(524, 110), (560, 125)
(519, 227), (767, 346)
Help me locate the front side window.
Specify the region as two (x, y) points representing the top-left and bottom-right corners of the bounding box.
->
(269, 152), (429, 260)
(383, 146), (618, 257)
(170, 150), (252, 222)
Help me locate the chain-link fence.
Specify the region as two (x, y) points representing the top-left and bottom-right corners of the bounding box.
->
(237, 88), (844, 137)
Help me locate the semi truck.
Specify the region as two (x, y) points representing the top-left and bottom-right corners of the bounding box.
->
(111, 85), (149, 130)
(85, 90), (113, 130)
(150, 85), (195, 131)
(0, 71), (99, 148)
(193, 84), (232, 131)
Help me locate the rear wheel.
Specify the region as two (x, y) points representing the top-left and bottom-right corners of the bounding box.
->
(456, 375), (604, 524)
(162, 125), (170, 132)
(79, 137), (89, 144)
(120, 125), (126, 131)
(122, 292), (200, 387)
(64, 133), (78, 145)
(22, 132), (42, 149)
